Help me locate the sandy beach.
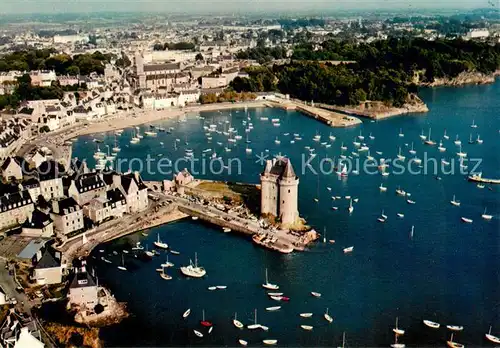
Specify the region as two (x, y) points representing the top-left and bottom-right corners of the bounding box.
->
(62, 101), (269, 141)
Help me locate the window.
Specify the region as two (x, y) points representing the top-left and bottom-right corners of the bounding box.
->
(288, 189), (290, 193)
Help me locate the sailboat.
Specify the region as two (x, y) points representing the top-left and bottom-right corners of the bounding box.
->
(476, 134), (483, 144)
(410, 225), (414, 240)
(393, 317), (405, 335)
(443, 129), (450, 140)
(454, 135), (461, 145)
(233, 313), (244, 328)
(397, 147), (405, 161)
(117, 254), (127, 271)
(471, 119), (477, 128)
(456, 144), (467, 158)
(247, 309), (261, 330)
(112, 137), (121, 153)
(262, 268), (279, 290)
(369, 132), (375, 140)
(481, 208), (493, 220)
(485, 326), (500, 344)
(153, 234), (168, 249)
(468, 133), (475, 144)
(438, 141), (446, 152)
(274, 137), (281, 145)
(419, 129), (427, 140)
(379, 183), (387, 192)
(180, 253), (206, 278)
(409, 142), (416, 155)
(447, 333), (464, 348)
(423, 320), (440, 329)
(329, 132), (336, 141)
(183, 308), (191, 318)
(322, 227), (327, 243)
(338, 332), (347, 348)
(424, 128), (436, 145)
(324, 308), (333, 323)
(450, 195), (460, 206)
(200, 309), (212, 327)
(348, 199), (354, 214)
(398, 128), (404, 137)
(391, 332), (405, 348)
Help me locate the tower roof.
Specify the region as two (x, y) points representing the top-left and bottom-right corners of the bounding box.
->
(262, 157), (297, 180)
(283, 159), (296, 179)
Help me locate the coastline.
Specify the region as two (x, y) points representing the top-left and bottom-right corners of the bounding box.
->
(419, 70), (500, 87)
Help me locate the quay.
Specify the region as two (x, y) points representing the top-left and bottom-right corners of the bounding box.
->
(468, 173), (500, 184)
(267, 100), (361, 127)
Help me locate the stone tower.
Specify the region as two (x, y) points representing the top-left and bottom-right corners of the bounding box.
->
(134, 51), (146, 89)
(260, 158), (299, 225)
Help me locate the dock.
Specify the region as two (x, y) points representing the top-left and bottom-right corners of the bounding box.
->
(267, 100), (361, 127)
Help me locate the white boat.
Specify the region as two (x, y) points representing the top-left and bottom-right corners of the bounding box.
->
(193, 330), (203, 338)
(476, 134), (483, 144)
(222, 227), (231, 233)
(208, 286), (217, 291)
(267, 292), (283, 296)
(481, 208), (493, 220)
(233, 312), (244, 328)
(423, 320), (440, 329)
(324, 308), (333, 323)
(170, 250), (180, 255)
(160, 267), (172, 280)
(216, 285), (227, 290)
(446, 325), (464, 331)
(239, 339), (248, 346)
(379, 183), (387, 192)
(424, 128), (436, 145)
(393, 317), (405, 335)
(263, 339), (277, 345)
(311, 291), (321, 298)
(438, 141), (446, 152)
(301, 325), (313, 331)
(456, 144), (467, 158)
(396, 187), (406, 196)
(208, 326), (213, 334)
(348, 199), (354, 214)
(266, 306), (281, 311)
(407, 199), (416, 205)
(454, 135), (461, 145)
(247, 309), (261, 330)
(397, 147), (405, 161)
(443, 129), (450, 140)
(408, 142), (416, 155)
(397, 213), (404, 218)
(391, 333), (405, 348)
(329, 133), (336, 141)
(369, 133), (375, 140)
(485, 326), (500, 344)
(450, 195), (460, 206)
(180, 252), (206, 278)
(300, 313), (313, 318)
(343, 246), (354, 253)
(461, 217), (473, 223)
(398, 128), (404, 137)
(153, 234), (168, 249)
(447, 333), (464, 348)
(117, 254), (127, 271)
(182, 308), (191, 318)
(262, 268), (279, 290)
(145, 131), (157, 137)
(419, 129), (427, 140)
(471, 119), (477, 128)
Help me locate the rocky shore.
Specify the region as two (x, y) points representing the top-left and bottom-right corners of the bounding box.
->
(420, 70), (500, 87)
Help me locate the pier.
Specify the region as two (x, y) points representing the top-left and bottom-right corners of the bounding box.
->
(468, 173), (500, 184)
(267, 100), (361, 127)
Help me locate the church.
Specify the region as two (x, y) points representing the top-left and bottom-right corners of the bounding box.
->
(260, 157), (299, 225)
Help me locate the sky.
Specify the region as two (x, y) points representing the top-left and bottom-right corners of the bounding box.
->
(1, 0), (490, 15)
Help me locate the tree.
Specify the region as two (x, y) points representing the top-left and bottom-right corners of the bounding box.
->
(195, 53), (204, 61)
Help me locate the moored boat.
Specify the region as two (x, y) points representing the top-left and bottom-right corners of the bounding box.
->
(423, 320), (440, 329)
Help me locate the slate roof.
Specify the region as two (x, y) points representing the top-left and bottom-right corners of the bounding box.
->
(34, 248), (61, 269)
(0, 190), (32, 213)
(23, 209), (52, 229)
(52, 197), (79, 216)
(72, 173), (105, 193)
(37, 160), (66, 180)
(143, 62), (180, 72)
(69, 270), (97, 289)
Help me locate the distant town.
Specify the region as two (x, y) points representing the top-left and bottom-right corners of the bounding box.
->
(0, 7), (498, 348)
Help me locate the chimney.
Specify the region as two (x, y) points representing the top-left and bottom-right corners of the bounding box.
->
(134, 171), (140, 182)
(52, 200), (59, 214)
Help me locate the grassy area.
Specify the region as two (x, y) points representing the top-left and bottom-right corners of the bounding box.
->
(196, 181), (261, 214)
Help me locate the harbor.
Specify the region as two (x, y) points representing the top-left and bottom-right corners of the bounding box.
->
(70, 80), (499, 347)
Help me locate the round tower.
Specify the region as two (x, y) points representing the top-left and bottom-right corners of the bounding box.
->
(279, 159), (299, 225)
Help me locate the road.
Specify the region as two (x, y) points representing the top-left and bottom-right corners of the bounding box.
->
(0, 259), (30, 312)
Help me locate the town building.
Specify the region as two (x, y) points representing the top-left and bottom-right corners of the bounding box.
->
(260, 158), (299, 225)
(21, 209), (54, 238)
(67, 173), (107, 206)
(0, 190), (34, 231)
(1, 156), (24, 181)
(50, 197), (84, 236)
(68, 265), (99, 309)
(32, 247), (62, 285)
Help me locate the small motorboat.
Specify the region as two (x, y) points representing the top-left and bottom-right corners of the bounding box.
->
(481, 208), (493, 221)
(324, 308), (333, 323)
(311, 291), (322, 298)
(461, 217), (473, 223)
(267, 292), (283, 296)
(447, 325), (464, 331)
(450, 195), (460, 206)
(193, 330), (203, 338)
(208, 286), (217, 291)
(301, 325), (314, 331)
(216, 285), (227, 290)
(397, 213), (405, 218)
(208, 326), (213, 334)
(343, 246), (354, 253)
(263, 339), (278, 345)
(239, 339), (248, 346)
(266, 306), (281, 311)
(407, 199), (416, 205)
(300, 313), (313, 318)
(423, 320), (440, 329)
(170, 250), (180, 255)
